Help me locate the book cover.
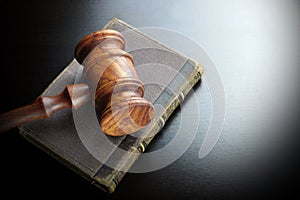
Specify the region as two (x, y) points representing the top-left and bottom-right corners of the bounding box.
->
(19, 18), (204, 193)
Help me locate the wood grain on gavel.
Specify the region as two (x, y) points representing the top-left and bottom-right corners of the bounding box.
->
(0, 30), (154, 136)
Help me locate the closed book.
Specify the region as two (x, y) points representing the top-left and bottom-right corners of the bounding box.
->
(19, 18), (204, 193)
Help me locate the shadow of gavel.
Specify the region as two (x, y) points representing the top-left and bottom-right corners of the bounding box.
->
(0, 30), (154, 136)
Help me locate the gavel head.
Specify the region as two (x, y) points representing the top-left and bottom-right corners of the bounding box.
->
(74, 30), (154, 136)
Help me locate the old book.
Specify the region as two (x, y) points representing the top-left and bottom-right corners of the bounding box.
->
(19, 18), (204, 193)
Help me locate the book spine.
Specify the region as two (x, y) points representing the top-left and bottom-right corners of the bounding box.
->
(94, 60), (204, 193)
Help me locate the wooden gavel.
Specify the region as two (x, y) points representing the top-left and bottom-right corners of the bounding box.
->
(0, 30), (154, 136)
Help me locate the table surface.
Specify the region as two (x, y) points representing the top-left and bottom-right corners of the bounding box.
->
(1, 0), (300, 199)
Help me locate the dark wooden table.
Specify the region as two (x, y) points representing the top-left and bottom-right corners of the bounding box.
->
(1, 0), (300, 199)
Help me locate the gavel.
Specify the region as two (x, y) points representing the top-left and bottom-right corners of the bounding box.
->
(0, 30), (154, 136)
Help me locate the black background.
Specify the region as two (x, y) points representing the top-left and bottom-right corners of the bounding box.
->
(1, 0), (300, 199)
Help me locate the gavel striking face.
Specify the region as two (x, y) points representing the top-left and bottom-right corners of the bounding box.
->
(75, 30), (154, 136)
(0, 30), (154, 136)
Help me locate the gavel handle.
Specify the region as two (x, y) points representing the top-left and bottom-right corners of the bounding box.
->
(0, 84), (90, 133)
